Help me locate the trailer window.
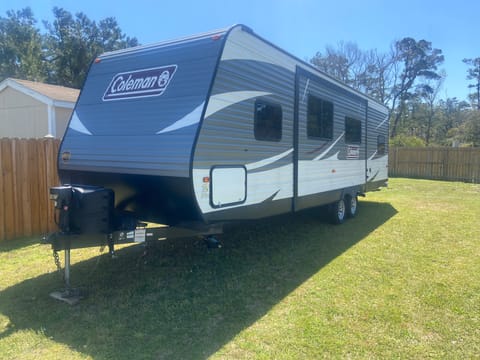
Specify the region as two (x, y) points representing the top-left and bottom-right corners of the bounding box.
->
(254, 100), (282, 141)
(345, 117), (362, 144)
(307, 95), (333, 139)
(377, 135), (386, 155)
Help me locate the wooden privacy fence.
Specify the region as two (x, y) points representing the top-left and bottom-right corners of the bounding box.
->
(1, 139), (479, 241)
(0, 138), (60, 241)
(389, 147), (480, 183)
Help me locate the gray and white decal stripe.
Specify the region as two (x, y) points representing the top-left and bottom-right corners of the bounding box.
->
(301, 78), (310, 103)
(156, 91), (272, 135)
(313, 132), (345, 161)
(69, 111), (93, 135)
(246, 148), (293, 171)
(375, 114), (389, 130)
(324, 151), (340, 161)
(205, 90), (271, 118)
(157, 102), (205, 134)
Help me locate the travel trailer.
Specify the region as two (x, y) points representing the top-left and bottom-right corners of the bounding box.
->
(47, 24), (388, 301)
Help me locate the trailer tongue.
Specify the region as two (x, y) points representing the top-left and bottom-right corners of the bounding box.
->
(45, 185), (222, 304)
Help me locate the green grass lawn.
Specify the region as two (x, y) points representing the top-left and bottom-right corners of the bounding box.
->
(0, 178), (479, 359)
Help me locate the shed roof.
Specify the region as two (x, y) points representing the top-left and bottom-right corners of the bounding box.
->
(0, 78), (79, 108)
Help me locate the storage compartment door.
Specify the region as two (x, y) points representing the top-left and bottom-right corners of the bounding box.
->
(211, 166), (247, 208)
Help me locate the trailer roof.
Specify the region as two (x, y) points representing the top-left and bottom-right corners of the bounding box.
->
(98, 26), (235, 60)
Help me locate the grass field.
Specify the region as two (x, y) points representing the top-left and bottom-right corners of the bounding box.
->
(0, 178), (479, 359)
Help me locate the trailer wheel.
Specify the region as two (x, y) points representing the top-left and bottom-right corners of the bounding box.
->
(330, 198), (346, 224)
(345, 195), (358, 218)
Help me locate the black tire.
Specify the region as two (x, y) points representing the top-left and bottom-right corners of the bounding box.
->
(345, 195), (358, 218)
(330, 198), (346, 224)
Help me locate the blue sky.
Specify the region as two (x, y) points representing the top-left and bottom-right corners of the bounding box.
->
(2, 0), (479, 101)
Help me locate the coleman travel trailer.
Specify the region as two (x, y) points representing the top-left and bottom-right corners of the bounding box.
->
(46, 24), (388, 302)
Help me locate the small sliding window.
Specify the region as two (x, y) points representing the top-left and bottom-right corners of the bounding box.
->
(307, 95), (334, 140)
(345, 117), (362, 144)
(254, 100), (282, 142)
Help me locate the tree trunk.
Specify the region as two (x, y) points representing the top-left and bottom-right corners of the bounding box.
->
(390, 102), (405, 139)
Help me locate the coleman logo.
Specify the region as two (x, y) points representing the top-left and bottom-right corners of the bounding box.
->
(102, 65), (177, 101)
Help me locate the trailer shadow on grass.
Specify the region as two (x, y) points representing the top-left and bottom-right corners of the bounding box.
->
(0, 200), (396, 359)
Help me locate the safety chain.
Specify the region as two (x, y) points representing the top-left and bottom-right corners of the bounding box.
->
(52, 249), (64, 280)
(50, 240), (109, 284)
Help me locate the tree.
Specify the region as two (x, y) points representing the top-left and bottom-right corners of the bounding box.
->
(389, 38), (444, 138)
(0, 7), (46, 81)
(435, 98), (470, 145)
(360, 50), (396, 104)
(417, 72), (445, 145)
(463, 57), (480, 110)
(43, 7), (139, 88)
(389, 134), (426, 147)
(309, 37), (444, 140)
(0, 7), (138, 88)
(464, 110), (480, 146)
(310, 42), (366, 87)
(309, 42), (395, 103)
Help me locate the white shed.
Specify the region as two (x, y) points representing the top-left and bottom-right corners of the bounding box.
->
(0, 78), (79, 138)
